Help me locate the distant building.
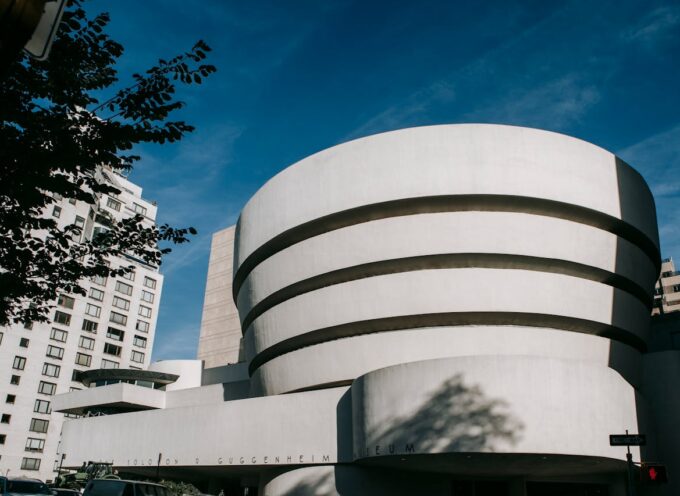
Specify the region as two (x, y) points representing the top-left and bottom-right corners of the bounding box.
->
(54, 125), (677, 496)
(197, 226), (242, 367)
(653, 257), (680, 315)
(0, 168), (163, 481)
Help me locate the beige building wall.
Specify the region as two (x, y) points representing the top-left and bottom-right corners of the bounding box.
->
(653, 257), (680, 315)
(197, 226), (242, 367)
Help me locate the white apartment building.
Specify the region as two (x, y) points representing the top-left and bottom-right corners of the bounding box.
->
(0, 168), (163, 481)
(653, 257), (680, 315)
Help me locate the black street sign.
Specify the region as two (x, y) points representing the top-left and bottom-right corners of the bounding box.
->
(610, 434), (646, 446)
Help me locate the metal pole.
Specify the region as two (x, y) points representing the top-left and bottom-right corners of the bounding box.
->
(156, 453), (162, 482)
(625, 430), (636, 496)
(57, 453), (66, 487)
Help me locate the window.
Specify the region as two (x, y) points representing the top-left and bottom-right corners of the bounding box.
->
(106, 197), (121, 211)
(103, 343), (121, 357)
(57, 294), (75, 309)
(19, 337), (29, 347)
(112, 296), (130, 311)
(52, 205), (62, 218)
(1, 414), (10, 423)
(81, 319), (98, 333)
(24, 320), (33, 329)
(74, 215), (85, 228)
(42, 363), (61, 378)
(6, 394), (15, 404)
(143, 276), (157, 289)
(0, 434), (5, 444)
(29, 418), (49, 433)
(34, 399), (51, 414)
(75, 353), (91, 367)
(89, 287), (104, 301)
(132, 203), (147, 216)
(13, 356), (26, 370)
(101, 359), (119, 369)
(0, 331), (3, 344)
(71, 370), (82, 381)
(115, 281), (133, 296)
(109, 312), (127, 326)
(50, 328), (68, 342)
(79, 336), (95, 350)
(91, 274), (107, 286)
(138, 305), (152, 318)
(136, 320), (150, 333)
(141, 290), (154, 303)
(85, 303), (101, 318)
(25, 438), (45, 452)
(46, 345), (64, 360)
(69, 197), (76, 205)
(53, 311), (71, 326)
(10, 375), (20, 385)
(21, 457), (41, 470)
(131, 350), (145, 363)
(122, 270), (135, 281)
(133, 335), (147, 348)
(38, 381), (56, 396)
(106, 327), (124, 341)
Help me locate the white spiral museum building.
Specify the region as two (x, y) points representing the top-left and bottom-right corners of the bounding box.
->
(55, 125), (679, 496)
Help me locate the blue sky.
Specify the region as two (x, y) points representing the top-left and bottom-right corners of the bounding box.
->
(85, 0), (680, 360)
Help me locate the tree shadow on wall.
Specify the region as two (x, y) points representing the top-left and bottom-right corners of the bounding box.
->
(269, 373), (523, 496)
(365, 373), (524, 455)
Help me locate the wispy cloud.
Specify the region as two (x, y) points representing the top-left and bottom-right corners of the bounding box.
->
(152, 323), (200, 361)
(623, 5), (680, 46)
(464, 74), (600, 129)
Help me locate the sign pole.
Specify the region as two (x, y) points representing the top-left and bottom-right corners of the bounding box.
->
(625, 430), (636, 496)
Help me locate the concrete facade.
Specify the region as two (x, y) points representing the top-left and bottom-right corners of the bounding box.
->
(0, 169), (163, 481)
(653, 257), (680, 315)
(197, 226), (242, 367)
(53, 125), (678, 496)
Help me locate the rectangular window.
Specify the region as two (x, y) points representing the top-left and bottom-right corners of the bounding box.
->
(50, 328), (68, 342)
(101, 359), (119, 369)
(78, 336), (95, 350)
(46, 345), (64, 360)
(29, 418), (49, 433)
(0, 331), (3, 344)
(136, 320), (150, 333)
(89, 287), (104, 301)
(1, 414), (10, 423)
(106, 327), (124, 341)
(25, 438), (45, 452)
(103, 343), (122, 357)
(6, 394), (16, 404)
(69, 197), (76, 205)
(53, 311), (71, 326)
(81, 319), (98, 333)
(52, 205), (61, 218)
(38, 381), (56, 396)
(141, 290), (154, 303)
(42, 363), (60, 378)
(10, 375), (20, 385)
(106, 197), (121, 211)
(143, 276), (157, 289)
(138, 305), (152, 318)
(112, 296), (130, 311)
(121, 270), (135, 281)
(109, 312), (127, 326)
(132, 203), (147, 216)
(19, 337), (29, 347)
(33, 399), (51, 414)
(13, 356), (26, 370)
(85, 303), (101, 318)
(21, 457), (41, 470)
(71, 370), (81, 382)
(74, 215), (85, 228)
(130, 350), (145, 363)
(91, 274), (107, 286)
(75, 353), (92, 367)
(115, 281), (133, 296)
(0, 434), (5, 444)
(133, 335), (147, 348)
(57, 294), (75, 309)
